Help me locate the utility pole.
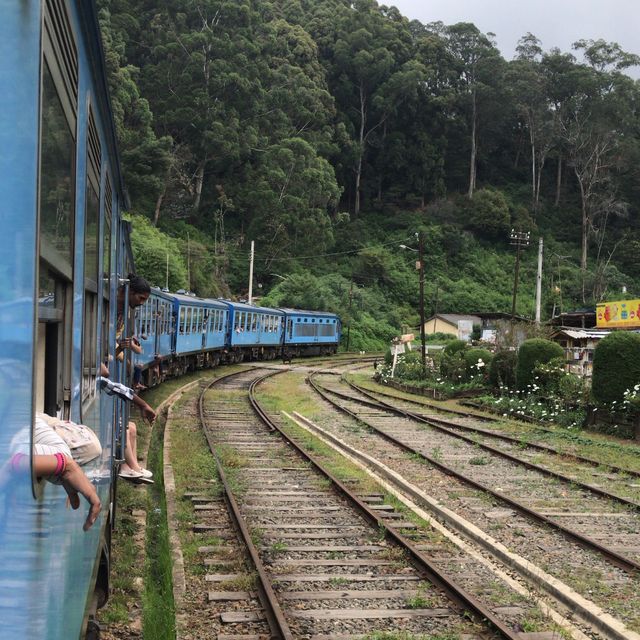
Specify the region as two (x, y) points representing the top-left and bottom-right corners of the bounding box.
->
(248, 240), (255, 304)
(346, 281), (353, 351)
(510, 229), (530, 320)
(432, 285), (439, 334)
(187, 231), (191, 292)
(165, 252), (169, 290)
(535, 237), (543, 326)
(418, 231), (426, 376)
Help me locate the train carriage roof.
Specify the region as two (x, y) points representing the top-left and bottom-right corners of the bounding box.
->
(221, 301), (285, 315)
(278, 308), (340, 319)
(167, 292), (228, 308)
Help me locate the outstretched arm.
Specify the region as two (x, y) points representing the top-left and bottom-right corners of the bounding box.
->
(132, 394), (157, 424)
(32, 455), (101, 532)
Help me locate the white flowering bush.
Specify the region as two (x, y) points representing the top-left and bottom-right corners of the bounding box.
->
(622, 384), (640, 409)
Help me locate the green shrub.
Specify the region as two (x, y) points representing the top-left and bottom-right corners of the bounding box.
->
(489, 350), (517, 389)
(463, 188), (511, 240)
(440, 350), (466, 382)
(425, 332), (457, 343)
(464, 348), (493, 380)
(443, 339), (467, 356)
(394, 351), (425, 381)
(532, 356), (568, 396)
(516, 339), (564, 389)
(592, 331), (640, 405)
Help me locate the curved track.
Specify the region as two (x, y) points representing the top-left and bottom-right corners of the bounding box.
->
(304, 371), (640, 638)
(191, 367), (537, 639)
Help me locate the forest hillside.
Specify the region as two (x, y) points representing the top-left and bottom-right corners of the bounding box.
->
(98, 0), (640, 350)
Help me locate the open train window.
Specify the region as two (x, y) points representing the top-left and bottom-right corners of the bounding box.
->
(179, 307), (186, 334)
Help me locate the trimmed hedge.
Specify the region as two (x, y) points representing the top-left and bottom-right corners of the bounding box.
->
(592, 331), (640, 405)
(516, 338), (564, 389)
(489, 349), (517, 388)
(443, 339), (467, 356)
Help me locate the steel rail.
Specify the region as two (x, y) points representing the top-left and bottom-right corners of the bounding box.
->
(248, 373), (523, 639)
(198, 369), (295, 640)
(308, 373), (640, 574)
(346, 378), (640, 480)
(321, 378), (640, 511)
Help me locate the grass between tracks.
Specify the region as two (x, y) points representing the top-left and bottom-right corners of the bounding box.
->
(255, 372), (448, 544)
(98, 371), (219, 636)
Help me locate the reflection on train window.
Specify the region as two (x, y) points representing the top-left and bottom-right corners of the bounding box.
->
(37, 49), (76, 423)
(39, 63), (75, 265)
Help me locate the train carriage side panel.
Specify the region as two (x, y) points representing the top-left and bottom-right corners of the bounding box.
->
(224, 302), (284, 350)
(203, 299), (229, 352)
(172, 293), (227, 356)
(280, 309), (341, 352)
(133, 289), (174, 369)
(0, 2), (128, 638)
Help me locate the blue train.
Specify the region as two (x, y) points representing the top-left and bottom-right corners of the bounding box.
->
(132, 293), (341, 385)
(0, 2), (340, 639)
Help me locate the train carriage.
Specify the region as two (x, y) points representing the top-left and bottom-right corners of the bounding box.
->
(132, 288), (174, 382)
(224, 301), (285, 362)
(280, 309), (342, 357)
(172, 292), (229, 370)
(0, 1), (130, 638)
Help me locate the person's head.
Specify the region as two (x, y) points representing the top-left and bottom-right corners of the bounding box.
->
(126, 273), (151, 308)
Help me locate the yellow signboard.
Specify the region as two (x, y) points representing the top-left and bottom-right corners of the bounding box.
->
(596, 299), (640, 328)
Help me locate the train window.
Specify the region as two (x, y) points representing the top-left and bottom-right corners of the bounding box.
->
(81, 107), (101, 410)
(179, 307), (185, 334)
(36, 0), (78, 427)
(101, 175), (112, 366)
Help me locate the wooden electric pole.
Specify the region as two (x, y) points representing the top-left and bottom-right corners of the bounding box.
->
(510, 230), (530, 320)
(418, 232), (426, 376)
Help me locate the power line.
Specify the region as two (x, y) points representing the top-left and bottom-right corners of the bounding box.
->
(209, 237), (415, 263)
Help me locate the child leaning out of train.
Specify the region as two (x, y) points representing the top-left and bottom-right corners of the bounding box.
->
(8, 413), (102, 532)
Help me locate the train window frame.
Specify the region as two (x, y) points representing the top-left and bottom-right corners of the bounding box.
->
(33, 0), (79, 495)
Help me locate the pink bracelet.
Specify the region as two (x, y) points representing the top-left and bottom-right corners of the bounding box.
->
(54, 452), (67, 477)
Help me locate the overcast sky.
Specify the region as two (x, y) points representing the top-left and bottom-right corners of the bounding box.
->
(389, 0), (640, 76)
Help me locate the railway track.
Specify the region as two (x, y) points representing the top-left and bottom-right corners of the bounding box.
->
(302, 371), (640, 639)
(345, 377), (640, 486)
(186, 366), (556, 639)
(323, 378), (640, 512)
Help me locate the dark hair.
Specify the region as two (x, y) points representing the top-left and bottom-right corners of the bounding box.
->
(127, 273), (151, 295)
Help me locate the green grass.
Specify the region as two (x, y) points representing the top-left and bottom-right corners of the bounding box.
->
(142, 411), (176, 640)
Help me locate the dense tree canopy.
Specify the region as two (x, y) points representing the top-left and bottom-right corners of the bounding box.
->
(98, 0), (640, 349)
